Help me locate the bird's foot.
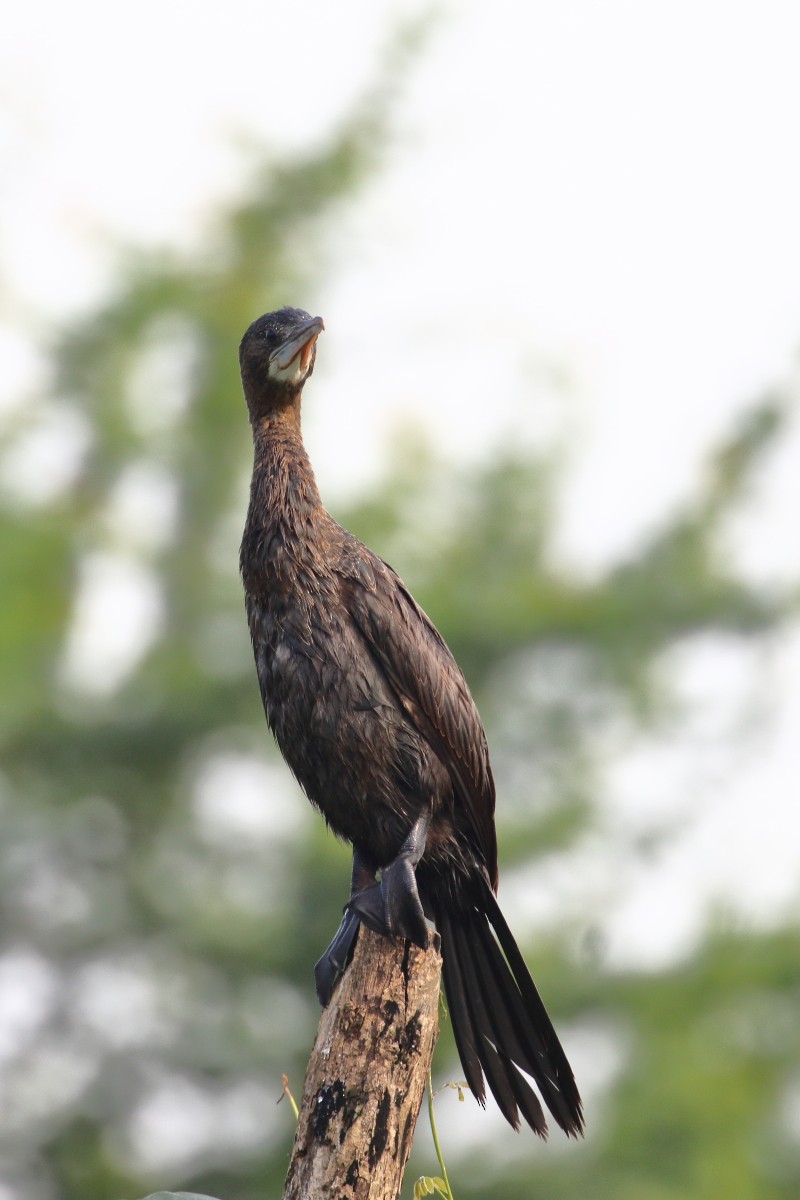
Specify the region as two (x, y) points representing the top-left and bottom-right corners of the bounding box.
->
(314, 906), (362, 1006)
(348, 860), (429, 949)
(316, 819), (430, 1004)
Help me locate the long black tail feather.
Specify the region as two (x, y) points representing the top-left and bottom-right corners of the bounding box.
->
(433, 877), (583, 1138)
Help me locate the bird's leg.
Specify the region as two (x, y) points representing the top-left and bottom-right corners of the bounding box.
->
(348, 810), (431, 949)
(315, 815), (431, 1005)
(314, 849), (377, 1006)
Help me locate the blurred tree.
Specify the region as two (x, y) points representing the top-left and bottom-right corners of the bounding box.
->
(0, 51), (798, 1200)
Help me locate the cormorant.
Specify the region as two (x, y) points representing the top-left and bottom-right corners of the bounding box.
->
(239, 306), (583, 1137)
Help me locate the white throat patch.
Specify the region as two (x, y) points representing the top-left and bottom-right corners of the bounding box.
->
(267, 357), (307, 386)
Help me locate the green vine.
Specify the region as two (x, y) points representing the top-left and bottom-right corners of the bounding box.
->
(412, 1073), (467, 1200)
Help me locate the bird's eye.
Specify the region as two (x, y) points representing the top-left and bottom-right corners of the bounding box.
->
(265, 330), (280, 346)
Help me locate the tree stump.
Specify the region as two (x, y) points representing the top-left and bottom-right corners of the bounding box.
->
(283, 926), (442, 1200)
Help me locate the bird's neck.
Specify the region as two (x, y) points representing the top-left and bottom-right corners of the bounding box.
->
(241, 403), (326, 588)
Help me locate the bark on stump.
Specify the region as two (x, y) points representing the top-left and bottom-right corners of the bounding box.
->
(283, 926), (442, 1200)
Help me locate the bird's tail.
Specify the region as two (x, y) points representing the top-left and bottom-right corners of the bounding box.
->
(431, 877), (583, 1138)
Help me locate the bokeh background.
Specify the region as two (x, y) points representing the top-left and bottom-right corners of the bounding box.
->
(2, 3), (800, 1198)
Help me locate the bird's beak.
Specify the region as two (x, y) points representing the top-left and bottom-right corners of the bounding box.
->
(270, 315), (325, 372)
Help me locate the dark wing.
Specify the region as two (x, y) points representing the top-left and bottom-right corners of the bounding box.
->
(338, 539), (498, 886)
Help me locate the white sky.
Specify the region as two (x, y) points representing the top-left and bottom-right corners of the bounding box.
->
(2, 0), (800, 966)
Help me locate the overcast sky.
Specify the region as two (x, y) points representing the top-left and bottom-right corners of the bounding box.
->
(2, 0), (800, 966)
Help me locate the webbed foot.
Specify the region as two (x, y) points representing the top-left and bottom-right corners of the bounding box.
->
(348, 865), (429, 948)
(314, 812), (431, 1003)
(315, 907), (362, 1005)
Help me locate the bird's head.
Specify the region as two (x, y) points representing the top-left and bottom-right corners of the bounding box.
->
(239, 307), (325, 416)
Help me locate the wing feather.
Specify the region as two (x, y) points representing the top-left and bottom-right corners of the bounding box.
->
(339, 542), (498, 884)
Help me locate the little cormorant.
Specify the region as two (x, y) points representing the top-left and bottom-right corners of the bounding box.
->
(239, 306), (583, 1138)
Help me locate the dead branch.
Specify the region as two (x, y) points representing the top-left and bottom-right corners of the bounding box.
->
(283, 927), (442, 1200)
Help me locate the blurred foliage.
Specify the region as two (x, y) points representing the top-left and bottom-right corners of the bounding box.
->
(1, 47), (799, 1200)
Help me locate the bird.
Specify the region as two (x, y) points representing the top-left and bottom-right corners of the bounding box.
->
(238, 306), (583, 1138)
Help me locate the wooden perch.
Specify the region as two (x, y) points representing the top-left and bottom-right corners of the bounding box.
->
(283, 926), (442, 1200)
